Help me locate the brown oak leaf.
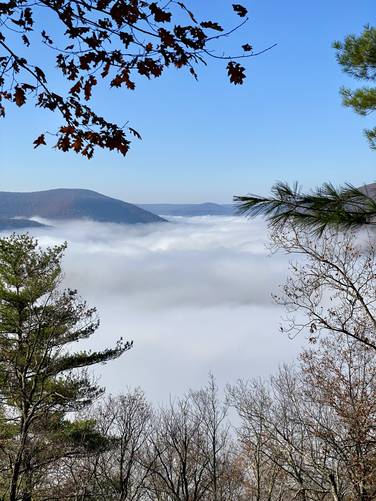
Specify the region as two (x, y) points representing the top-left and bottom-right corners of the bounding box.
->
(201, 21), (223, 32)
(232, 4), (248, 17)
(242, 43), (253, 52)
(33, 134), (46, 148)
(14, 86), (26, 107)
(149, 3), (171, 23)
(227, 61), (246, 85)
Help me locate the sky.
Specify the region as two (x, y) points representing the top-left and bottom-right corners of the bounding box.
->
(30, 216), (303, 402)
(0, 0), (375, 203)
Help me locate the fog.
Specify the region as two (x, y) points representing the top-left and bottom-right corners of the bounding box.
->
(26, 216), (303, 402)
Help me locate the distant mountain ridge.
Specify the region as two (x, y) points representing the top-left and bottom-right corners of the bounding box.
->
(138, 203), (235, 217)
(0, 189), (165, 229)
(0, 218), (47, 231)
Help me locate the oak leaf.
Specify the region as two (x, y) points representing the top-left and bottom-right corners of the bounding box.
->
(232, 4), (248, 17)
(227, 61), (246, 85)
(149, 3), (171, 23)
(33, 134), (46, 148)
(14, 86), (26, 106)
(201, 21), (223, 32)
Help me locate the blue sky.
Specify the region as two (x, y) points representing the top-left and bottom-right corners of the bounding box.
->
(0, 0), (375, 203)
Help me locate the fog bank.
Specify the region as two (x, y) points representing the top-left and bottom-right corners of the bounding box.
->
(24, 216), (302, 401)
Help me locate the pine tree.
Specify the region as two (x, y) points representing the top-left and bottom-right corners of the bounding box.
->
(0, 234), (131, 501)
(334, 25), (376, 149)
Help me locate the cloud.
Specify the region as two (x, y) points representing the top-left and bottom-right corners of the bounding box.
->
(20, 216), (303, 401)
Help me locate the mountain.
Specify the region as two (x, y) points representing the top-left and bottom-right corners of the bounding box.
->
(138, 203), (236, 217)
(361, 183), (376, 196)
(0, 218), (48, 231)
(0, 189), (165, 227)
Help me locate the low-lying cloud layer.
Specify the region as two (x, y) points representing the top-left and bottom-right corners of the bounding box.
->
(27, 216), (302, 401)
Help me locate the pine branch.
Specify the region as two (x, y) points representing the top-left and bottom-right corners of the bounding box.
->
(234, 181), (376, 234)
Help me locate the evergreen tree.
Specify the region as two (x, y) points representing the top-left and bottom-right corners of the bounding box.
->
(236, 25), (376, 232)
(0, 234), (131, 501)
(334, 25), (376, 149)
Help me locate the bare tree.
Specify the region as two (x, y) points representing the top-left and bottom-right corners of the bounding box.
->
(146, 393), (212, 501)
(228, 333), (376, 500)
(227, 378), (291, 500)
(91, 389), (153, 500)
(228, 372), (329, 501)
(189, 375), (232, 501)
(271, 226), (376, 351)
(144, 376), (243, 501)
(300, 336), (376, 500)
(58, 389), (153, 500)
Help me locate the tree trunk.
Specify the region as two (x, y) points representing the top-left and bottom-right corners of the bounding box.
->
(9, 420), (29, 501)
